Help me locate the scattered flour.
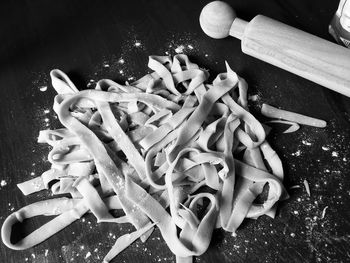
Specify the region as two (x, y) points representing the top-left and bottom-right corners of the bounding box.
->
(102, 61), (110, 68)
(322, 146), (330, 151)
(174, 45), (185, 53)
(248, 94), (259, 101)
(292, 150), (302, 156)
(302, 140), (312, 146)
(85, 251), (91, 259)
(39, 85), (48, 92)
(331, 151), (339, 157)
(0, 180), (7, 187)
(134, 41), (142, 47)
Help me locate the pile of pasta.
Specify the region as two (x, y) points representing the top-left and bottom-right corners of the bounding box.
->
(1, 55), (288, 263)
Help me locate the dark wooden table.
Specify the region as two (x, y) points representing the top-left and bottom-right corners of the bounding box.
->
(0, 0), (349, 262)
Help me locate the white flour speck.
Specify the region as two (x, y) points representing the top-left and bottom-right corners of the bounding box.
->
(304, 179), (311, 196)
(248, 94), (259, 101)
(175, 45), (185, 53)
(331, 151), (339, 157)
(321, 206), (328, 219)
(39, 86), (48, 92)
(302, 140), (312, 146)
(292, 150), (301, 156)
(0, 180), (7, 187)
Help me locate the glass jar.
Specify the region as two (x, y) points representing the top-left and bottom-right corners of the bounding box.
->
(329, 0), (350, 47)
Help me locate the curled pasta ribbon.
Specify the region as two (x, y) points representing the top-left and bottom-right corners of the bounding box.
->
(2, 55), (288, 263)
(213, 63), (266, 148)
(125, 176), (219, 258)
(50, 69), (79, 94)
(1, 198), (87, 250)
(261, 103), (327, 128)
(1, 194), (128, 251)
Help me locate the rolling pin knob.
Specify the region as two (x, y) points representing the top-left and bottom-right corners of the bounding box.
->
(199, 1), (248, 40)
(199, 1), (234, 38)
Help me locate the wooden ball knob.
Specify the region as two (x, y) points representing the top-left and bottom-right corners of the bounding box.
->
(199, 1), (237, 39)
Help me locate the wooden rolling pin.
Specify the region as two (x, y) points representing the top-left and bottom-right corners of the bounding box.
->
(199, 1), (350, 97)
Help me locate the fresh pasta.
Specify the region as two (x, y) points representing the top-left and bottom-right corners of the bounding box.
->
(1, 55), (288, 262)
(261, 103), (327, 128)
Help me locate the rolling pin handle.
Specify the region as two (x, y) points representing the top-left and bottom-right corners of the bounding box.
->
(229, 18), (248, 40)
(200, 1), (350, 98)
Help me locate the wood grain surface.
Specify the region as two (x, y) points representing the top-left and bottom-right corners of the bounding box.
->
(0, 1), (349, 263)
(242, 15), (350, 97)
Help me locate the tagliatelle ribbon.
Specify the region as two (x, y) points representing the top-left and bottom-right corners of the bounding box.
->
(261, 103), (327, 128)
(1, 55), (288, 263)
